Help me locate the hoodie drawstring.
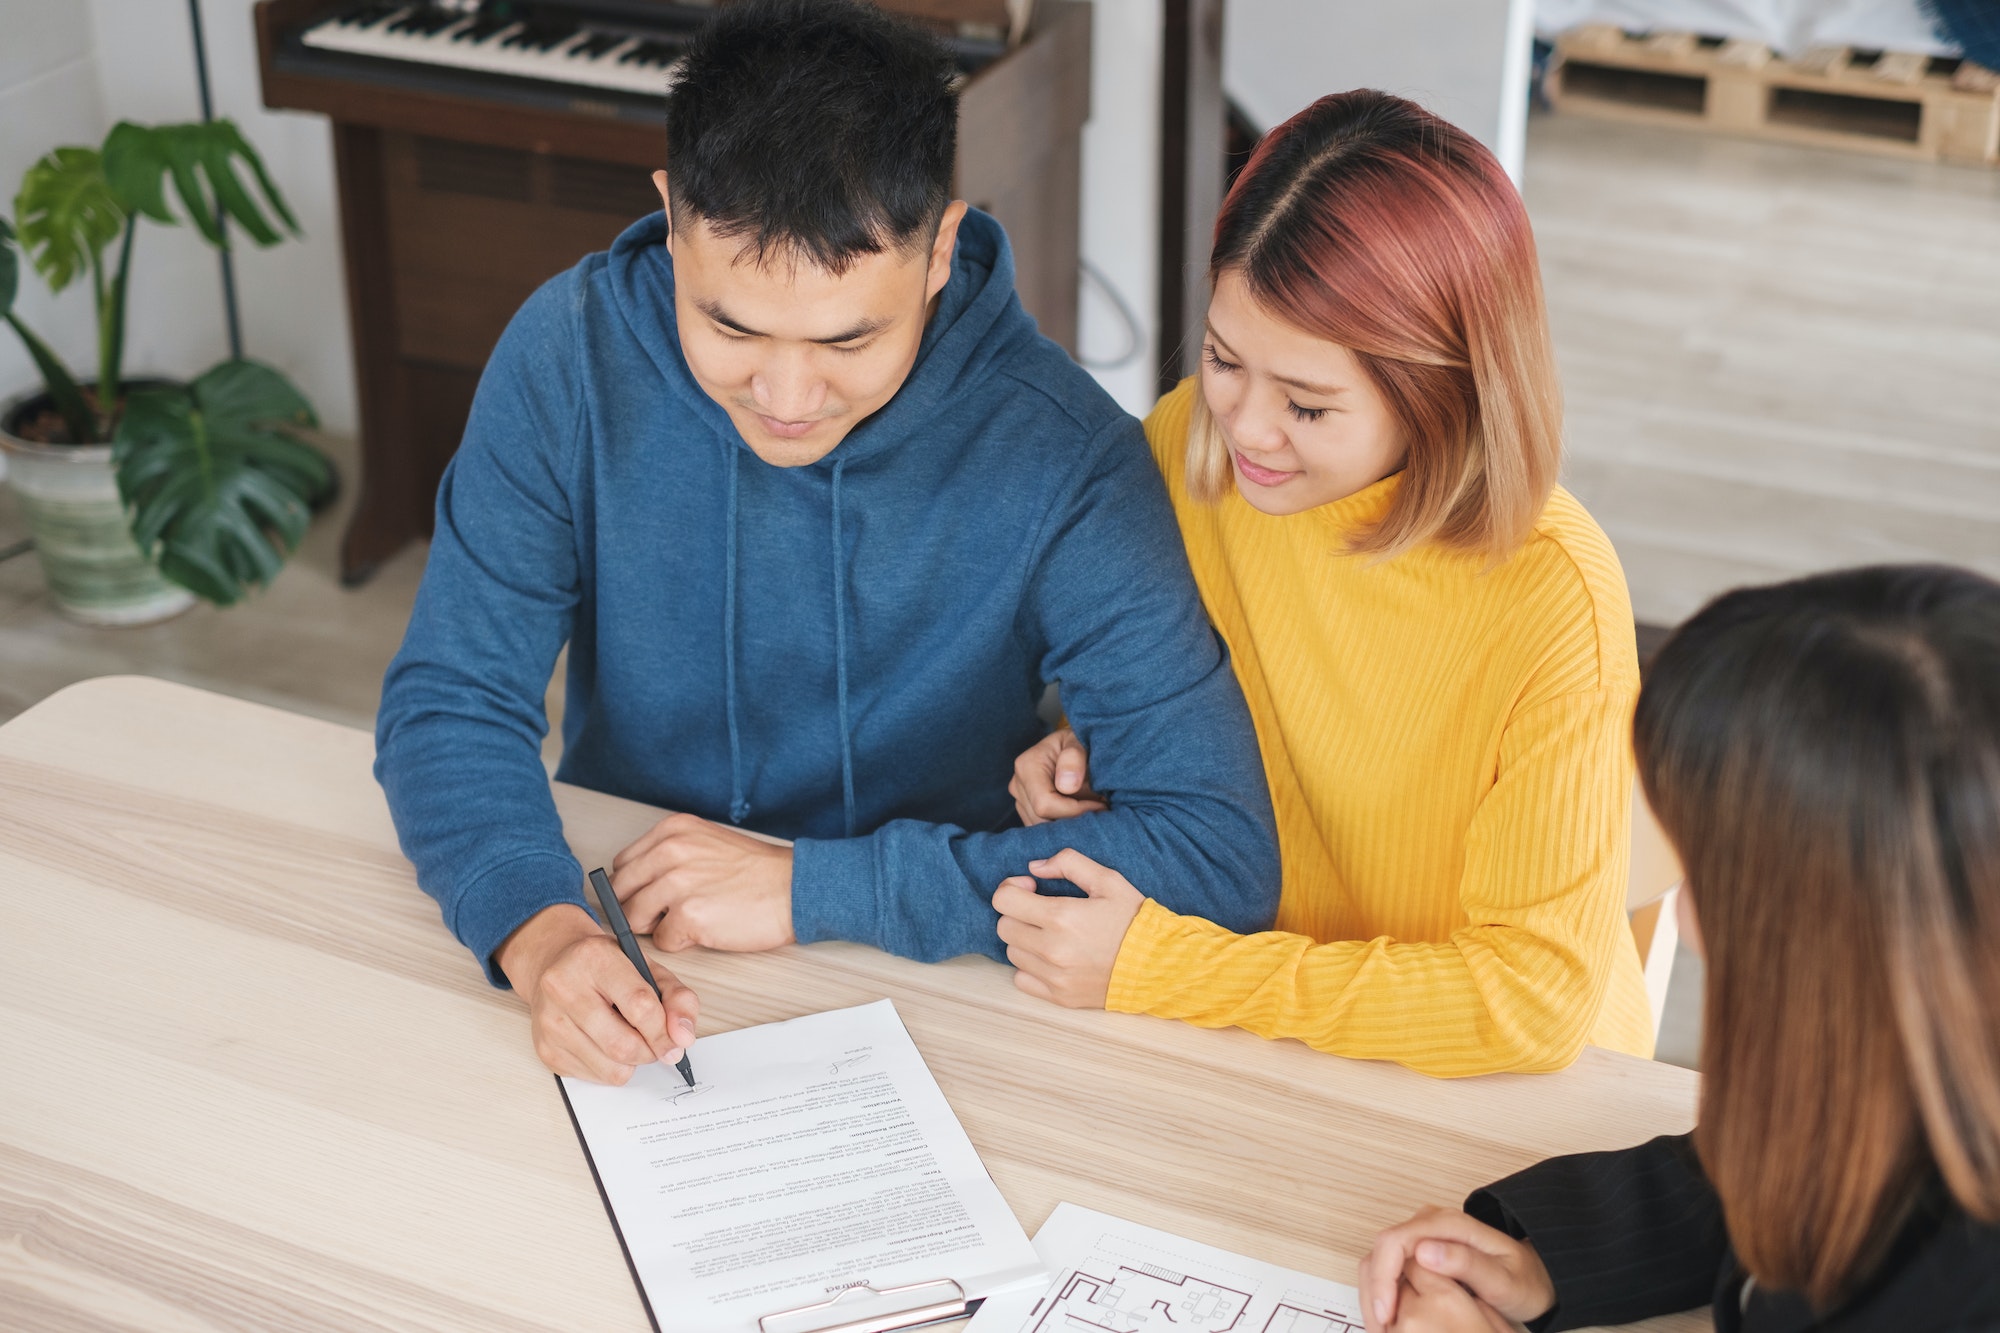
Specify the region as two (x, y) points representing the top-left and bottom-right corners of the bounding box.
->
(725, 448), (857, 837)
(829, 458), (857, 838)
(723, 446), (751, 825)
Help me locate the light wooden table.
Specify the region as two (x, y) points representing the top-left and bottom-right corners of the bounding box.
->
(0, 677), (1709, 1332)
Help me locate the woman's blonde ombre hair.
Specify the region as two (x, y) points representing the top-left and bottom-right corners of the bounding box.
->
(1187, 91), (1562, 561)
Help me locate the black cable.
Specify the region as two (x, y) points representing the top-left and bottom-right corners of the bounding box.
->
(1077, 258), (1146, 371)
(0, 538), (35, 564)
(186, 0), (244, 361)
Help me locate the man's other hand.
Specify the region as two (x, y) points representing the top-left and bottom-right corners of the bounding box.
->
(1009, 727), (1106, 826)
(496, 903), (700, 1085)
(612, 813), (797, 952)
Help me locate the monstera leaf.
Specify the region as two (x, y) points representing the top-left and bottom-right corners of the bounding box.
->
(101, 120), (298, 249)
(0, 216), (95, 443)
(112, 360), (332, 605)
(14, 146), (124, 294)
(13, 146), (131, 438)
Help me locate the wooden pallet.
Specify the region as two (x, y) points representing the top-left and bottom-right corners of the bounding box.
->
(1549, 26), (2000, 166)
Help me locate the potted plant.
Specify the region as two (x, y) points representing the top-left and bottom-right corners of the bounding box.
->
(0, 119), (334, 624)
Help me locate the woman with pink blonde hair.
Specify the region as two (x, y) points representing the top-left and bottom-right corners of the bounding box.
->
(996, 89), (1655, 1076)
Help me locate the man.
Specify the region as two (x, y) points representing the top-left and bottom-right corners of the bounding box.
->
(375, 0), (1277, 1086)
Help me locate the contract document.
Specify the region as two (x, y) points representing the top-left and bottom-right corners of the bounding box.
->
(965, 1203), (1366, 1333)
(558, 999), (1046, 1333)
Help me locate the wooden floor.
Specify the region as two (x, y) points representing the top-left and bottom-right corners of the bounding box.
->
(1527, 111), (2000, 625)
(9, 113), (1989, 1070)
(0, 433), (420, 737)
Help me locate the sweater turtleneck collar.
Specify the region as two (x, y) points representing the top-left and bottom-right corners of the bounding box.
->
(1304, 468), (1403, 535)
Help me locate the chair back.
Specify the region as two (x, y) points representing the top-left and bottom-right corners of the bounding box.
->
(1627, 782), (1685, 1042)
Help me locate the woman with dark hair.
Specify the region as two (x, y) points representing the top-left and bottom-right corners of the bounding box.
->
(994, 89), (1654, 1074)
(1359, 563), (2000, 1331)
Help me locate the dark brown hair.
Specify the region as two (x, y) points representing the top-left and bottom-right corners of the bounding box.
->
(1188, 90), (1560, 560)
(1634, 564), (2000, 1308)
(665, 0), (957, 273)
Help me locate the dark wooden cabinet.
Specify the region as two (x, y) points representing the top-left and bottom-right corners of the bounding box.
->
(254, 1), (1091, 582)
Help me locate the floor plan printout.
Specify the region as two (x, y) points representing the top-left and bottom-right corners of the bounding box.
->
(965, 1203), (1365, 1333)
(560, 999), (1046, 1333)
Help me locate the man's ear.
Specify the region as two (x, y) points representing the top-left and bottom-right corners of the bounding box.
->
(653, 170), (674, 254)
(926, 200), (970, 301)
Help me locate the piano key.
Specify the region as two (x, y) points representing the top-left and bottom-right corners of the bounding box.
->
(572, 32), (624, 60)
(501, 21), (580, 52)
(302, 4), (684, 98)
(452, 16), (513, 43)
(386, 9), (460, 36)
(334, 4), (405, 30)
(619, 40), (678, 67)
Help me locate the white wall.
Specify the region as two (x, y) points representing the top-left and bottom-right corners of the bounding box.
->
(1077, 0), (1164, 416)
(0, 0), (108, 448)
(0, 0), (356, 438)
(1223, 0), (1538, 181)
(1077, 0), (1541, 418)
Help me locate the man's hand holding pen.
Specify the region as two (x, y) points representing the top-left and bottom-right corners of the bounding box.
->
(496, 904), (701, 1086)
(497, 812), (792, 1086)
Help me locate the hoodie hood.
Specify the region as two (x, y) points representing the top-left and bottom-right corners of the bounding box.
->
(597, 207), (1037, 833)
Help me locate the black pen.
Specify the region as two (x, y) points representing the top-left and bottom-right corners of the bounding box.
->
(587, 867), (695, 1088)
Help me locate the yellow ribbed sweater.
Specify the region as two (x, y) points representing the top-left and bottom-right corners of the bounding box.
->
(1106, 381), (1655, 1075)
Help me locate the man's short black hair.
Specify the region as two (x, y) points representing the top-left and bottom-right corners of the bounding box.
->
(665, 0), (960, 274)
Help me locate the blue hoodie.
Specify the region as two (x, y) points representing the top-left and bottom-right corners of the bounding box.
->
(376, 210), (1278, 984)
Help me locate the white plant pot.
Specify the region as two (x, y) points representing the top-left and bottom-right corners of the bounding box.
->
(0, 387), (197, 627)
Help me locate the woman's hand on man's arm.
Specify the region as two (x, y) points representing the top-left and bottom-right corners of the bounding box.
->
(991, 848), (1145, 1006)
(1010, 727), (1107, 824)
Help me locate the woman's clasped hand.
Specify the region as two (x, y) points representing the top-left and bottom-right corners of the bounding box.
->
(1356, 1206), (1554, 1332)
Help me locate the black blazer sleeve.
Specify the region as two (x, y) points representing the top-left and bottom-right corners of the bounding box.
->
(1465, 1133), (1729, 1332)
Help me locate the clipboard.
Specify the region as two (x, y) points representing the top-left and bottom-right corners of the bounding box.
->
(548, 996), (1048, 1328)
(560, 1080), (1008, 1333)
(556, 1073), (669, 1332)
(759, 1279), (978, 1333)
